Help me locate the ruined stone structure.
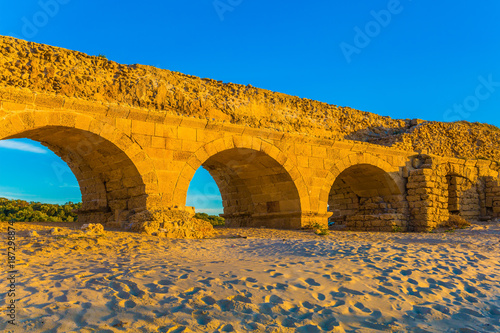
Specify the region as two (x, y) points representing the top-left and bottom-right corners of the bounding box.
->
(0, 36), (499, 232)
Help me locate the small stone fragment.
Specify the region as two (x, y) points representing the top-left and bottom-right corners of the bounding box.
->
(81, 223), (104, 234)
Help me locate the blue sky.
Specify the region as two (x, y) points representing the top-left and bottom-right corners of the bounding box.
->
(0, 1), (499, 213)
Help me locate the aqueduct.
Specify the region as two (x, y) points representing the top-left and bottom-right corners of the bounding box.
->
(1, 36), (499, 231)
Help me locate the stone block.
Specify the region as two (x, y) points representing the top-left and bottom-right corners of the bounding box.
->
(2, 101), (26, 111)
(34, 94), (65, 109)
(107, 106), (130, 119)
(132, 120), (155, 135)
(152, 136), (166, 149)
(133, 134), (152, 147)
(109, 199), (128, 210)
(128, 108), (149, 121)
(308, 156), (324, 169)
(178, 126), (197, 140)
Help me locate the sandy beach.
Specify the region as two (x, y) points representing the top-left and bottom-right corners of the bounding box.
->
(1, 222), (500, 333)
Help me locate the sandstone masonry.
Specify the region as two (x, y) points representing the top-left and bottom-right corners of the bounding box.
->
(0, 36), (499, 232)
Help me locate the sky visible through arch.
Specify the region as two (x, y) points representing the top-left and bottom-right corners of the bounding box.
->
(0, 1), (499, 214)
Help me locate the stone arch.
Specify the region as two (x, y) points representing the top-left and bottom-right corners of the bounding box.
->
(322, 153), (408, 231)
(173, 136), (309, 229)
(0, 111), (158, 226)
(320, 153), (405, 209)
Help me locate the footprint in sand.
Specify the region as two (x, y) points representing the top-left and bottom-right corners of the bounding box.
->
(407, 278), (419, 285)
(319, 317), (340, 331)
(198, 277), (215, 286)
(354, 302), (371, 313)
(292, 283), (307, 289)
(220, 323), (234, 332)
(124, 300), (136, 308)
(281, 316), (297, 328)
(230, 294), (252, 304)
(302, 301), (316, 309)
(109, 281), (130, 299)
(432, 304), (450, 314)
(164, 325), (187, 333)
(330, 290), (346, 298)
(259, 303), (275, 315)
(158, 279), (174, 286)
(405, 286), (422, 297)
(201, 296), (216, 305)
(464, 295), (478, 303)
(338, 286), (363, 296)
(371, 310), (382, 319)
(182, 287), (202, 297)
(265, 295), (283, 304)
(221, 272), (237, 278)
(24, 286), (38, 296)
(314, 293), (326, 301)
(244, 322), (260, 331)
(275, 283), (287, 291)
(297, 323), (319, 332)
(192, 310), (212, 325)
(144, 283), (169, 294)
(110, 280), (145, 298)
(217, 299), (234, 312)
(304, 278), (320, 287)
(400, 269), (412, 276)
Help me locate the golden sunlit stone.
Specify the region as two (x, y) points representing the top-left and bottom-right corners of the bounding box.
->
(0, 36), (499, 233)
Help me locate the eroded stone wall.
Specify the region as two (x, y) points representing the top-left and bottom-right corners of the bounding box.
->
(405, 156), (499, 231)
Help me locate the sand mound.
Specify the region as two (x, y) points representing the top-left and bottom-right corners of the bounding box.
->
(128, 209), (215, 239)
(81, 223), (105, 234)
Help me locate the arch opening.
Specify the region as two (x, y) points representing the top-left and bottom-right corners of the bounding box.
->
(187, 148), (302, 229)
(3, 126), (148, 226)
(328, 164), (408, 231)
(0, 138), (81, 204)
(186, 168), (224, 216)
(446, 174), (481, 221)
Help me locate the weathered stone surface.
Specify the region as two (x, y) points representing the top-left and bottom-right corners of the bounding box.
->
(128, 209), (215, 239)
(0, 36), (499, 234)
(81, 223), (105, 234)
(1, 36), (499, 161)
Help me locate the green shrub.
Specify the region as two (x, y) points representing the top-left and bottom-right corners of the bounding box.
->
(309, 222), (329, 236)
(0, 198), (81, 222)
(445, 215), (470, 229)
(194, 212), (225, 226)
(391, 225), (403, 233)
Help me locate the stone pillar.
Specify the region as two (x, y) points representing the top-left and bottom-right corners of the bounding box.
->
(406, 157), (448, 232)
